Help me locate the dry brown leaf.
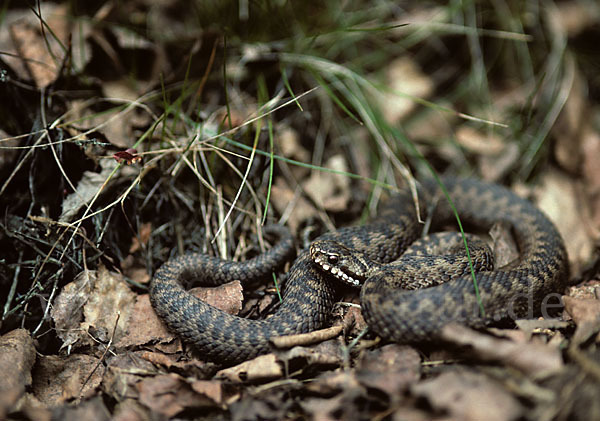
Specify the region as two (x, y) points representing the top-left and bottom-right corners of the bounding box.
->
(51, 270), (95, 350)
(121, 256), (151, 285)
(189, 380), (224, 406)
(52, 266), (136, 350)
(513, 318), (569, 336)
(216, 353), (283, 383)
(453, 125), (520, 181)
(139, 350), (213, 378)
(270, 176), (317, 233)
(116, 294), (174, 348)
(455, 125), (506, 155)
(277, 125), (310, 163)
(275, 345), (342, 369)
(32, 354), (105, 406)
(380, 56), (434, 123)
(581, 129), (600, 237)
(411, 369), (523, 421)
(535, 170), (594, 275)
(302, 155), (351, 212)
(217, 344), (342, 383)
(111, 400), (149, 421)
(82, 266), (136, 342)
(355, 345), (421, 398)
(137, 373), (221, 417)
(490, 221), (520, 268)
(441, 324), (564, 378)
(302, 371), (369, 420)
(553, 65), (587, 173)
(563, 296), (600, 345)
(51, 397), (111, 421)
(479, 142), (520, 182)
(190, 280), (243, 315)
(554, 1), (600, 36)
(342, 305), (367, 337)
(0, 329), (36, 418)
(60, 159), (119, 222)
(305, 371), (361, 396)
(12, 393), (51, 421)
(566, 282), (600, 300)
(301, 395), (347, 421)
(129, 222), (152, 254)
(140, 351), (181, 369)
(2, 4), (71, 87)
(102, 353), (158, 403)
(405, 105), (455, 143)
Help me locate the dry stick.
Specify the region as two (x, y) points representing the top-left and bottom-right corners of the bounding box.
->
(29, 88), (75, 339)
(2, 250), (24, 320)
(80, 311), (121, 398)
(216, 186), (228, 258)
(0, 129), (46, 148)
(270, 325), (343, 349)
(31, 274), (61, 336)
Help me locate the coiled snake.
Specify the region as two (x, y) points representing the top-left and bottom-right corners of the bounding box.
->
(149, 177), (569, 365)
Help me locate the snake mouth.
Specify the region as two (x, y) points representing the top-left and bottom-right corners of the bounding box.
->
(314, 259), (362, 287)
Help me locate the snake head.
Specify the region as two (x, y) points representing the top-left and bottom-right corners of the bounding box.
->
(309, 240), (370, 287)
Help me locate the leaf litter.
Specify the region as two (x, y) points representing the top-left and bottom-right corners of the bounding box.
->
(1, 2), (600, 420)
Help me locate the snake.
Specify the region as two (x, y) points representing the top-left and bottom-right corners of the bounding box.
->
(149, 177), (569, 365)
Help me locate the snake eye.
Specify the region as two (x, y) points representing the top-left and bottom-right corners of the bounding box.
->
(327, 255), (339, 265)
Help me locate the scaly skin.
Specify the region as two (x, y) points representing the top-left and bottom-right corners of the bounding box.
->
(149, 178), (569, 365)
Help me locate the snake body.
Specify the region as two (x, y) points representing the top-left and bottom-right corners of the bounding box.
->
(149, 177), (569, 364)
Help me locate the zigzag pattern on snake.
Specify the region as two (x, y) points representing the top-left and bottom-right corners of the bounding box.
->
(149, 177), (569, 365)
